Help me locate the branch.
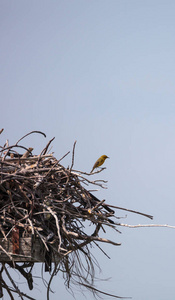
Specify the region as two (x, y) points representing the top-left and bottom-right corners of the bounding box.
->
(16, 131), (46, 144)
(41, 137), (55, 156)
(79, 282), (131, 299)
(105, 204), (153, 220)
(0, 129), (4, 135)
(70, 140), (77, 171)
(119, 223), (175, 229)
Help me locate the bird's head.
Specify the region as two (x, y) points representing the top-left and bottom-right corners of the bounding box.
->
(102, 155), (109, 160)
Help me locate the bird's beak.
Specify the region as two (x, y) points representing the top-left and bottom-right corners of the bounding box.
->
(107, 156), (109, 159)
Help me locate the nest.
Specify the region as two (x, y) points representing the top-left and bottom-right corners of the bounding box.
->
(0, 130), (153, 300)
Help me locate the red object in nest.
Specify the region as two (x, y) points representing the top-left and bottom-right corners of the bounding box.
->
(12, 226), (19, 254)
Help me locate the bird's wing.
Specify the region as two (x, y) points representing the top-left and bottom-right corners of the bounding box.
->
(90, 159), (99, 173)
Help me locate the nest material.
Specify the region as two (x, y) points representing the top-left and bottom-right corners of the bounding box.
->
(0, 130), (153, 300)
(0, 131), (123, 299)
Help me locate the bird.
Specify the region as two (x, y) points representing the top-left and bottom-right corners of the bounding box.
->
(90, 155), (109, 173)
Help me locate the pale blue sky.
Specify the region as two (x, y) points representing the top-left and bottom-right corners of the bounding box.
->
(1, 1), (175, 299)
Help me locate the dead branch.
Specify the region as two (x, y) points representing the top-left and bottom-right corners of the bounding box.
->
(16, 130), (46, 145)
(119, 223), (175, 229)
(79, 282), (132, 299)
(106, 204), (153, 220)
(70, 140), (76, 171)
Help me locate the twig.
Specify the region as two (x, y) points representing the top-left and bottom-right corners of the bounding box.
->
(42, 204), (62, 251)
(119, 223), (175, 229)
(105, 204), (153, 220)
(41, 137), (55, 156)
(4, 264), (23, 300)
(1, 154), (53, 162)
(0, 245), (13, 262)
(57, 151), (70, 164)
(46, 263), (59, 300)
(70, 140), (77, 172)
(79, 282), (131, 299)
(71, 171), (108, 188)
(16, 131), (46, 144)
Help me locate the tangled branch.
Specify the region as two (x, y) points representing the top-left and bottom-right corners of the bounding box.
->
(0, 130), (153, 299)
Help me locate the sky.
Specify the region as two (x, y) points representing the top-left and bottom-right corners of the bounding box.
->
(1, 1), (175, 299)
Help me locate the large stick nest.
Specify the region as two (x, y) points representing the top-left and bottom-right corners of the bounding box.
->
(0, 130), (153, 300)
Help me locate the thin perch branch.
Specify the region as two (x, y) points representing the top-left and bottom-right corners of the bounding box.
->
(119, 223), (175, 229)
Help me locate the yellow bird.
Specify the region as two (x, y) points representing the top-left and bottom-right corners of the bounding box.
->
(90, 155), (109, 173)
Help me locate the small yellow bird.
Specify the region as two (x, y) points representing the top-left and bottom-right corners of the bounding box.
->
(90, 155), (109, 173)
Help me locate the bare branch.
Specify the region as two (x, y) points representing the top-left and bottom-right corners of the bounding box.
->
(70, 140), (77, 171)
(16, 131), (46, 144)
(119, 223), (175, 229)
(105, 204), (153, 220)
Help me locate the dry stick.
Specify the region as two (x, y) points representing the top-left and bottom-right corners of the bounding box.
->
(0, 277), (14, 300)
(33, 153), (69, 185)
(33, 161), (59, 189)
(27, 219), (35, 235)
(4, 264), (23, 300)
(70, 140), (77, 171)
(67, 231), (105, 255)
(105, 204), (153, 220)
(90, 199), (105, 211)
(65, 210), (115, 229)
(61, 215), (90, 254)
(7, 188), (24, 219)
(21, 148), (33, 159)
(0, 245), (13, 261)
(0, 224), (7, 240)
(93, 241), (111, 259)
(79, 282), (131, 299)
(46, 263), (60, 300)
(1, 275), (35, 300)
(57, 151), (70, 164)
(71, 171), (108, 188)
(2, 154), (53, 162)
(36, 139), (55, 167)
(0, 145), (33, 156)
(61, 215), (78, 255)
(40, 137), (55, 156)
(16, 130), (46, 145)
(1, 144), (11, 161)
(40, 161), (60, 178)
(35, 229), (49, 252)
(4, 139), (9, 149)
(42, 204), (62, 251)
(5, 225), (16, 239)
(62, 228), (121, 246)
(72, 167), (107, 176)
(0, 267), (3, 299)
(8, 262), (33, 291)
(1, 130), (46, 161)
(1, 145), (35, 165)
(119, 223), (175, 229)
(0, 160), (21, 170)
